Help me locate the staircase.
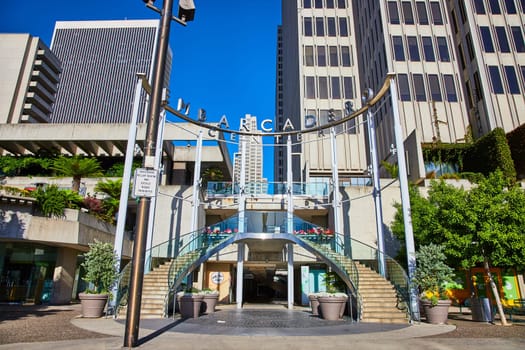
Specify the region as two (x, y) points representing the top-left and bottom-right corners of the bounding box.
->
(356, 262), (408, 324)
(297, 238), (409, 324)
(118, 251), (200, 319)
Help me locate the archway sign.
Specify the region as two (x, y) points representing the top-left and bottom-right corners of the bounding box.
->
(165, 74), (394, 137)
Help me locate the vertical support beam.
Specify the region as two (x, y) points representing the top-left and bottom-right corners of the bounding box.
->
(366, 108), (386, 277)
(236, 139), (247, 309)
(111, 75), (143, 311)
(389, 74), (420, 322)
(190, 131), (203, 252)
(124, 0), (174, 346)
(330, 127), (342, 254)
(286, 136), (294, 309)
(145, 109), (166, 273)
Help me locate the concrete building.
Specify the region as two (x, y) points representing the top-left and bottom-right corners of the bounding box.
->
(233, 114), (266, 192)
(0, 34), (61, 124)
(49, 20), (168, 124)
(277, 0), (524, 182)
(447, 0), (525, 136)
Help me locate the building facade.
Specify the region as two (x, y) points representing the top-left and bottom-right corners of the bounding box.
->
(233, 114), (266, 191)
(49, 20), (169, 124)
(0, 34), (61, 124)
(277, 0), (525, 181)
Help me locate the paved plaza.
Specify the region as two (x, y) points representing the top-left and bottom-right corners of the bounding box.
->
(0, 303), (524, 350)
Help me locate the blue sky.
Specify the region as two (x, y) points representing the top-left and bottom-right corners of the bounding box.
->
(2, 0), (281, 181)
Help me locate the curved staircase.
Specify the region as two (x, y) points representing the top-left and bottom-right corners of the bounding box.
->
(355, 262), (408, 324)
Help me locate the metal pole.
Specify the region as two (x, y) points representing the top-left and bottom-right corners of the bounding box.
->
(145, 109), (166, 272)
(330, 127), (342, 254)
(190, 131), (203, 250)
(236, 138), (247, 309)
(110, 74), (144, 312)
(286, 136), (294, 309)
(389, 74), (420, 322)
(366, 108), (386, 277)
(124, 0), (174, 346)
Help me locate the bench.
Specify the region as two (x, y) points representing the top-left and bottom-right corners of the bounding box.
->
(504, 299), (525, 321)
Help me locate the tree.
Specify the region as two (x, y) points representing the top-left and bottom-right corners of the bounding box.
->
(94, 179), (123, 224)
(392, 170), (525, 325)
(50, 156), (103, 192)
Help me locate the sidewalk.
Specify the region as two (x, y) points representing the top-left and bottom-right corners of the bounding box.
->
(1, 303), (524, 350)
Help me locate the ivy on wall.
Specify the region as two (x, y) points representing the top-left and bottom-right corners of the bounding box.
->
(506, 124), (525, 180)
(422, 128), (517, 182)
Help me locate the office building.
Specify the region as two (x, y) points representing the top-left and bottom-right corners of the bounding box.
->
(233, 114), (267, 192)
(49, 20), (170, 124)
(0, 34), (61, 124)
(277, 0), (524, 181)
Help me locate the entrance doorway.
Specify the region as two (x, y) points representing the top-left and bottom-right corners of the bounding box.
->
(243, 264), (288, 304)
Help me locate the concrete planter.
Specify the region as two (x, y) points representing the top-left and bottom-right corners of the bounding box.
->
(79, 293), (108, 318)
(318, 295), (348, 320)
(201, 294), (219, 314)
(421, 299), (451, 324)
(308, 294), (320, 316)
(180, 294), (204, 319)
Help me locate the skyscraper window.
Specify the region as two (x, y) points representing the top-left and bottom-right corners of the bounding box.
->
(306, 76), (316, 98)
(319, 76), (329, 99)
(343, 76), (354, 99)
(444, 75), (458, 102)
(402, 2), (415, 24)
(504, 0), (517, 13)
(413, 74), (427, 101)
(480, 26), (495, 52)
(393, 36), (405, 61)
(416, 2), (429, 25)
(474, 0), (486, 14)
(339, 18), (349, 36)
(398, 74), (411, 101)
(437, 37), (451, 61)
(317, 46), (327, 66)
(341, 46), (351, 66)
(504, 66), (521, 93)
(304, 17), (313, 36)
(407, 36), (420, 61)
(488, 66), (504, 93)
(495, 27), (510, 52)
(331, 77), (341, 99)
(316, 18), (325, 36)
(489, 0), (502, 14)
(327, 18), (337, 36)
(428, 74), (442, 101)
(430, 2), (444, 25)
(329, 46), (339, 66)
(422, 36), (436, 61)
(305, 46), (314, 66)
(388, 1), (400, 24)
(511, 26), (525, 52)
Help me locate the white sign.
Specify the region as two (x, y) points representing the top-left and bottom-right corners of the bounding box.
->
(133, 168), (158, 198)
(211, 272), (224, 285)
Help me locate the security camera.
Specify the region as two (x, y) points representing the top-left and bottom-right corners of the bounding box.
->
(178, 0), (195, 22)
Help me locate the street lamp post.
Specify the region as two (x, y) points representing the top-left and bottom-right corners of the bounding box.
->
(124, 0), (194, 347)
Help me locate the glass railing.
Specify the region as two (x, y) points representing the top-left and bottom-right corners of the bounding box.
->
(206, 181), (329, 197)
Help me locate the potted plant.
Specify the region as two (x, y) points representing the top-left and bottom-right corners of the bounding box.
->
(79, 240), (118, 318)
(179, 288), (204, 319)
(200, 288), (220, 314)
(413, 243), (455, 324)
(317, 271), (348, 320)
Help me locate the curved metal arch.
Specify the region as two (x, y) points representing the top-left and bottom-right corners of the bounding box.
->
(164, 74), (395, 137)
(170, 233), (359, 296)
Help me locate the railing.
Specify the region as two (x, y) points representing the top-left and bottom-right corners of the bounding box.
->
(348, 237), (411, 320)
(206, 181), (329, 197)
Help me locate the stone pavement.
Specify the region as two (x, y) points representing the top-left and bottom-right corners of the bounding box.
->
(1, 304), (524, 350)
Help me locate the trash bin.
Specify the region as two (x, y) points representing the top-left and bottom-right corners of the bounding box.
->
(471, 297), (493, 322)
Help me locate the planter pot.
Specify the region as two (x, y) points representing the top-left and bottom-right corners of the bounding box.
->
(201, 294), (219, 314)
(308, 295), (320, 316)
(421, 299), (451, 324)
(318, 296), (348, 320)
(180, 294), (204, 319)
(79, 293), (109, 318)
